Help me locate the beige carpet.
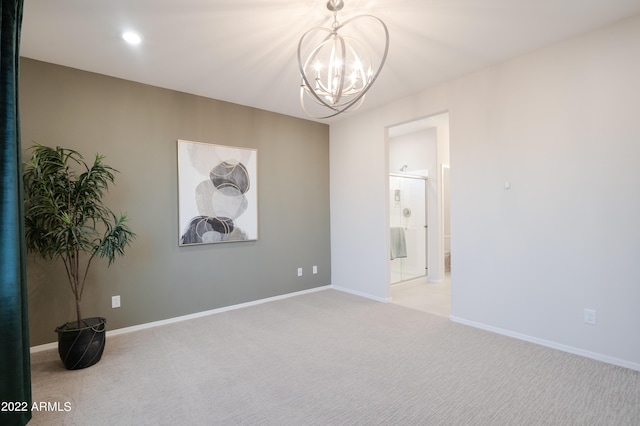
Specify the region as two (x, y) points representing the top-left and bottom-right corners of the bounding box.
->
(30, 289), (639, 425)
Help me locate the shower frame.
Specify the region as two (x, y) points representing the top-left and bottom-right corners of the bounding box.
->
(389, 172), (428, 285)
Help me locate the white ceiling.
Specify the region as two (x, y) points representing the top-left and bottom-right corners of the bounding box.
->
(20, 0), (640, 123)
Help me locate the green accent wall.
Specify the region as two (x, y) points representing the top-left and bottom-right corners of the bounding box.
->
(20, 58), (330, 346)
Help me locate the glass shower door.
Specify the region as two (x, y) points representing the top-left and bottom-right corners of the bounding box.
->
(390, 174), (427, 284)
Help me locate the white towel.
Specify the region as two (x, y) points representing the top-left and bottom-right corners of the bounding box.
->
(390, 227), (407, 260)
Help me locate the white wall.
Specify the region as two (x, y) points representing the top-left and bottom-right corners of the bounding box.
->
(388, 129), (433, 175)
(330, 14), (640, 368)
(330, 110), (391, 301)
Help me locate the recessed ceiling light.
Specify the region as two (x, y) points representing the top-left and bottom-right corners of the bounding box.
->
(122, 32), (141, 45)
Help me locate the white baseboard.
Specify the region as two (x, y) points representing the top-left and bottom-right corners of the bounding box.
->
(450, 315), (640, 372)
(30, 341), (57, 353)
(331, 285), (391, 303)
(30, 285), (331, 354)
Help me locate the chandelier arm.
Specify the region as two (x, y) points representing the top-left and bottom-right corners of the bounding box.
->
(300, 81), (365, 119)
(303, 38), (332, 92)
(298, 28), (341, 110)
(299, 87), (342, 119)
(341, 43), (366, 94)
(331, 35), (347, 105)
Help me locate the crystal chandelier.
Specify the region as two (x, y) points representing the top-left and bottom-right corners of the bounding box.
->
(297, 0), (389, 119)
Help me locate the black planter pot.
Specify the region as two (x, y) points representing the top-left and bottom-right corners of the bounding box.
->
(55, 317), (107, 370)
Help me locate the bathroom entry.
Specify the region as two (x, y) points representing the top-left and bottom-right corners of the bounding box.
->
(388, 112), (451, 316)
(390, 173), (428, 284)
(388, 112), (450, 284)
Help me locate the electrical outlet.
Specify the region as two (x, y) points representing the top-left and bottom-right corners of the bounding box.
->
(584, 308), (596, 325)
(112, 295), (121, 309)
(313, 265), (318, 274)
(297, 268), (303, 277)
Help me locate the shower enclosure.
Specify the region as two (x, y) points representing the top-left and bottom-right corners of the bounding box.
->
(389, 173), (428, 284)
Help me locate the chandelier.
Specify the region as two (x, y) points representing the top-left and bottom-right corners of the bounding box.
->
(297, 0), (389, 119)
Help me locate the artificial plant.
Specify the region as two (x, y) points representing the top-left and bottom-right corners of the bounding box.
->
(23, 144), (135, 326)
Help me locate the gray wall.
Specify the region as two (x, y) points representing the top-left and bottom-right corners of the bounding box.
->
(20, 58), (331, 346)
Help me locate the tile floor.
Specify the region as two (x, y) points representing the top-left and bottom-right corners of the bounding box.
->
(390, 273), (451, 318)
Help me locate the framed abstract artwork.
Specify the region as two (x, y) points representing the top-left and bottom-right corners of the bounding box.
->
(177, 140), (258, 245)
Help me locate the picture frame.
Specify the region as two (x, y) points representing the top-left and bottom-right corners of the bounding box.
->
(177, 139), (258, 245)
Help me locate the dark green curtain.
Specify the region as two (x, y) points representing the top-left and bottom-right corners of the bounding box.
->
(0, 0), (31, 425)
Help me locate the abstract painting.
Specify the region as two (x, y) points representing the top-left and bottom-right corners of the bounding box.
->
(177, 140), (258, 245)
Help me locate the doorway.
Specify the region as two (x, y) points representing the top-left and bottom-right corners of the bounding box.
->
(387, 112), (451, 317)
